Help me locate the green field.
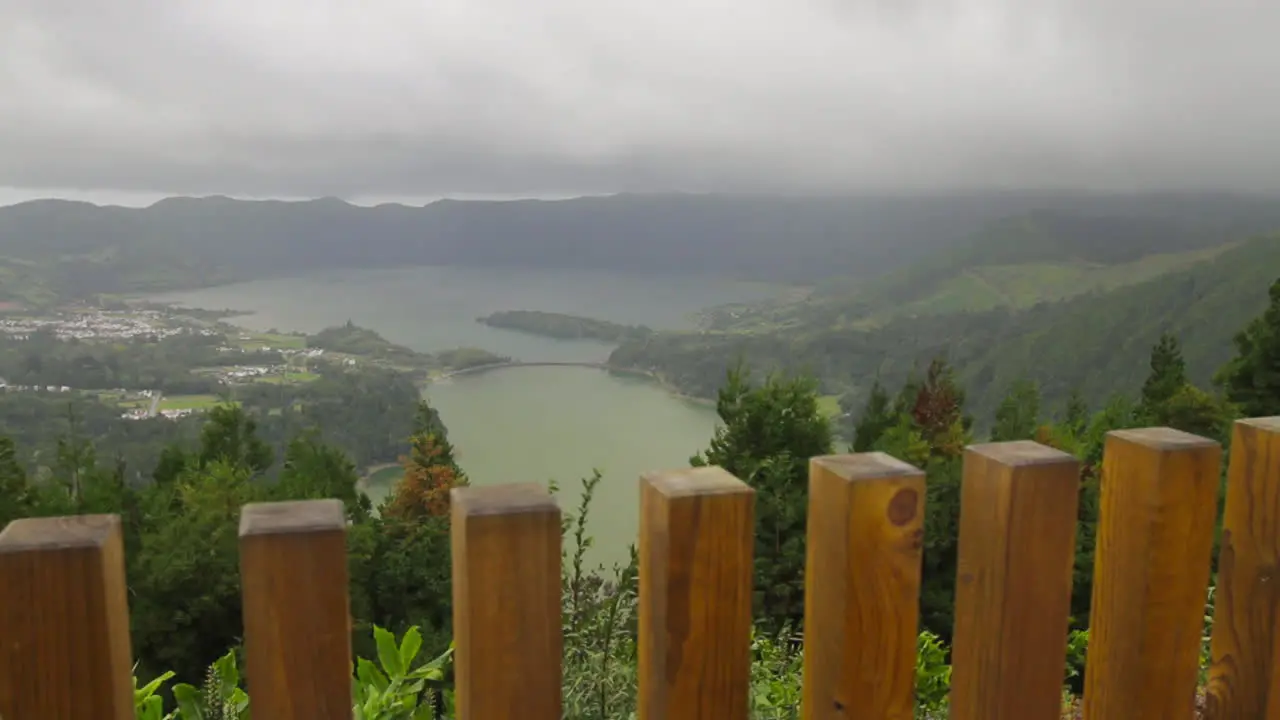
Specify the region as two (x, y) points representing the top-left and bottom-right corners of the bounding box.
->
(91, 390), (151, 409)
(0, 258), (57, 307)
(254, 369), (320, 384)
(859, 243), (1239, 326)
(160, 394), (228, 411)
(237, 331), (307, 350)
(817, 394), (843, 420)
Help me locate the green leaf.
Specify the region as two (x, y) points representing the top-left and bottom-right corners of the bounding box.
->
(137, 694), (165, 720)
(212, 650), (240, 694)
(136, 670), (174, 701)
(399, 678), (426, 698)
(398, 625), (423, 668)
(357, 657), (390, 692)
(374, 625), (405, 678)
(229, 688), (250, 718)
(172, 683), (205, 720)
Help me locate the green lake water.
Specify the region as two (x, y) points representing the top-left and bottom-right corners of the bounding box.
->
(149, 265), (785, 568)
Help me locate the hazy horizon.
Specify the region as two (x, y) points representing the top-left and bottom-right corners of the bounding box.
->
(0, 187), (597, 209)
(7, 1), (1280, 199)
(7, 186), (1280, 211)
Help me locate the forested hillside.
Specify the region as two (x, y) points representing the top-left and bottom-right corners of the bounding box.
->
(611, 234), (1280, 423)
(6, 191), (1280, 305)
(5, 279), (1278, 719)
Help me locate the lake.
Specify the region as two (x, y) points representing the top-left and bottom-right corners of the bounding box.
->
(149, 265), (786, 569)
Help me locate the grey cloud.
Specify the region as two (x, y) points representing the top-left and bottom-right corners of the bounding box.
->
(3, 0), (1280, 198)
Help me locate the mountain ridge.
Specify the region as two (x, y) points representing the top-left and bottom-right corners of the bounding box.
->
(5, 190), (1280, 306)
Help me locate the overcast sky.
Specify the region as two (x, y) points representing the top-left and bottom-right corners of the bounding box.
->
(3, 0), (1280, 205)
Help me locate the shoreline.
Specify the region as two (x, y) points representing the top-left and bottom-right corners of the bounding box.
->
(140, 294), (724, 412)
(427, 360), (715, 409)
(357, 462), (402, 497)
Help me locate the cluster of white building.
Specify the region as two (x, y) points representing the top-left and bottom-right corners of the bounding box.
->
(120, 408), (193, 421)
(0, 310), (218, 342)
(215, 364), (308, 383)
(0, 379), (72, 393)
(216, 343), (324, 358)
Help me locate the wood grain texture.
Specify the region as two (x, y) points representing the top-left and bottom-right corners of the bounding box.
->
(801, 452), (925, 720)
(639, 466), (755, 720)
(949, 441), (1080, 720)
(1206, 417), (1280, 720)
(240, 499), (352, 719)
(0, 514), (133, 719)
(451, 483), (562, 720)
(1082, 427), (1221, 720)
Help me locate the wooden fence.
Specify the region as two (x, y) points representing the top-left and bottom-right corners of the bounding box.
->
(1, 417), (1277, 719)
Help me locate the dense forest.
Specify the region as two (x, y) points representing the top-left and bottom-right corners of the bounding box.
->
(5, 189), (1280, 717)
(477, 310), (652, 342)
(3, 267), (1277, 717)
(8, 191), (1280, 304)
(0, 363), (421, 478)
(0, 323), (440, 476)
(610, 232), (1280, 424)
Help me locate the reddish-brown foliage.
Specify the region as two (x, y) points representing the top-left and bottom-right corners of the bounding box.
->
(385, 432), (465, 521)
(911, 358), (966, 453)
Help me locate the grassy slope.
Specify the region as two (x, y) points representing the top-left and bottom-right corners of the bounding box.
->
(949, 235), (1280, 414)
(877, 242), (1238, 321)
(159, 395), (225, 411)
(721, 213), (1247, 335)
(611, 234), (1280, 422)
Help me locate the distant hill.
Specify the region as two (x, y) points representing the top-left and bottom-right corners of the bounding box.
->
(812, 207), (1257, 309)
(6, 191), (1280, 305)
(610, 234), (1280, 422)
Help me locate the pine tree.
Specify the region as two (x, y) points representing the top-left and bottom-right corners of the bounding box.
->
(388, 430), (466, 521)
(1139, 332), (1188, 418)
(991, 379), (1041, 441)
(851, 379), (895, 452)
(1063, 390), (1089, 436)
(910, 357), (971, 456)
(0, 436), (33, 527)
(692, 363), (832, 627)
(196, 404), (274, 474)
(868, 360), (973, 639)
(1217, 277), (1280, 417)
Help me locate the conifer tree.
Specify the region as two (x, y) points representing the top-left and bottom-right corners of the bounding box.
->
(1217, 277), (1280, 417)
(1139, 331), (1188, 418)
(991, 379), (1041, 441)
(692, 363), (832, 627)
(851, 378), (895, 452)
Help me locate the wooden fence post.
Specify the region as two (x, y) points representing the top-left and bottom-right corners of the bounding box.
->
(451, 483), (562, 720)
(639, 466), (755, 720)
(1207, 417), (1280, 719)
(801, 452), (925, 719)
(1083, 427), (1221, 719)
(949, 441), (1081, 720)
(240, 499), (353, 719)
(0, 514), (133, 719)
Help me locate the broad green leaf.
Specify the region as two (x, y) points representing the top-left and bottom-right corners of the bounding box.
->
(172, 683), (205, 720)
(137, 695), (165, 720)
(229, 689), (250, 718)
(212, 650), (240, 693)
(136, 670), (174, 701)
(357, 657), (390, 692)
(374, 625), (404, 678)
(398, 625), (423, 668)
